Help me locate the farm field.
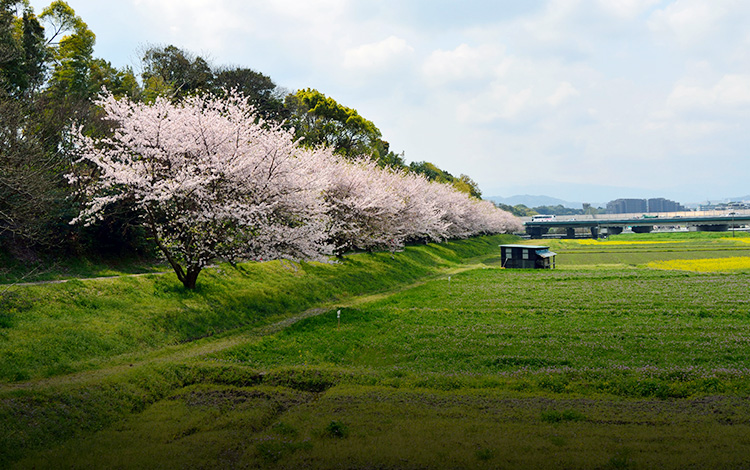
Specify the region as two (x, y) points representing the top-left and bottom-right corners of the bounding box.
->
(3, 232), (750, 469)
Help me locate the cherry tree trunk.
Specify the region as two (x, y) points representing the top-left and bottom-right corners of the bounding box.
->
(182, 267), (201, 290)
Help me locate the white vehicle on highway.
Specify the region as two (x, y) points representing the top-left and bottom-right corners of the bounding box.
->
(531, 214), (556, 222)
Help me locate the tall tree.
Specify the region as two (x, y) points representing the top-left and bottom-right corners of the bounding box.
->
(0, 1), (22, 92)
(0, 2), (67, 252)
(40, 0), (95, 99)
(88, 59), (140, 98)
(409, 162), (483, 198)
(1, 1), (145, 256)
(141, 45), (213, 101)
(0, 91), (67, 248)
(454, 174), (482, 199)
(285, 88), (386, 160)
(19, 9), (46, 95)
(0, 1), (46, 98)
(213, 66), (286, 120)
(409, 161), (451, 182)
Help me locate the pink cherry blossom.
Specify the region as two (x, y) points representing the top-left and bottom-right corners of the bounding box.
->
(69, 90), (521, 288)
(69, 91), (335, 288)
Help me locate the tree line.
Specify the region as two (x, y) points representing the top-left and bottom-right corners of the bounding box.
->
(1, 1), (517, 285)
(496, 204), (605, 217)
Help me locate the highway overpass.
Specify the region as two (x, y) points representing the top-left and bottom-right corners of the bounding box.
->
(523, 210), (750, 239)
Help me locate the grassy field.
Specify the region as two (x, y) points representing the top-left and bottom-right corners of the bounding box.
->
(3, 232), (750, 468)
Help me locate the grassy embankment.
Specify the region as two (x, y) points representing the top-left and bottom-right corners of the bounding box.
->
(1, 235), (513, 462)
(3, 232), (750, 468)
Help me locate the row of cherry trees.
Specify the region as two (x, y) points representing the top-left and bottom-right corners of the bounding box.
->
(70, 92), (521, 288)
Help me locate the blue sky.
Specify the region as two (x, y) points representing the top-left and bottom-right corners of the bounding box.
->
(27, 0), (750, 204)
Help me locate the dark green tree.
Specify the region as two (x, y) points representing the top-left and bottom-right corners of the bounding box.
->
(89, 59), (140, 98)
(40, 0), (95, 100)
(141, 44), (213, 101)
(285, 88), (385, 160)
(0, 1), (23, 93)
(409, 161), (453, 182)
(19, 9), (46, 95)
(0, 90), (68, 249)
(455, 174), (482, 199)
(213, 66), (286, 120)
(1, 1), (144, 256)
(493, 203), (537, 217)
(372, 140), (406, 169)
(409, 161), (483, 198)
(0, 1), (47, 98)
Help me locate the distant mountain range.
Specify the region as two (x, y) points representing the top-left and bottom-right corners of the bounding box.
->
(487, 195), (590, 209)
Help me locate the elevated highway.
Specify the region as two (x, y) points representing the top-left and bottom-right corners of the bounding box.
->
(523, 210), (750, 239)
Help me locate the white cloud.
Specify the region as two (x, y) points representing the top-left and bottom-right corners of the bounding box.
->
(129, 0), (251, 54)
(422, 44), (509, 85)
(648, 0), (731, 46)
(343, 36), (414, 71)
(420, 42), (590, 126)
(667, 74), (750, 112)
(548, 81), (580, 106)
(715, 74), (750, 106)
(596, 0), (660, 19)
(457, 84), (533, 123)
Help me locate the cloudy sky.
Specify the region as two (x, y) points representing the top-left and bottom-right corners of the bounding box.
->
(28, 0), (750, 204)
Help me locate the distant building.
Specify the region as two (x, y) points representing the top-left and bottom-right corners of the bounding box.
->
(606, 198), (685, 214)
(647, 198), (685, 212)
(606, 199), (646, 214)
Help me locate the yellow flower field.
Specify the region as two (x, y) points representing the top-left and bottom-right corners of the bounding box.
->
(722, 237), (750, 244)
(573, 239), (684, 246)
(647, 256), (750, 272)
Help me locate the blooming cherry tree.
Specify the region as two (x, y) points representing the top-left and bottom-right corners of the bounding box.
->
(322, 158), (408, 254)
(69, 91), (334, 288)
(322, 158), (521, 253)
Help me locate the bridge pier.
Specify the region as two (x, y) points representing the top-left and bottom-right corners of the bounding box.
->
(526, 226), (549, 238)
(605, 226), (623, 236)
(693, 224), (728, 232)
(632, 226), (653, 234)
(566, 228), (576, 239)
(590, 226), (600, 239)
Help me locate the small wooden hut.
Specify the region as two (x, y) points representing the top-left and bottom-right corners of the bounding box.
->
(500, 244), (556, 269)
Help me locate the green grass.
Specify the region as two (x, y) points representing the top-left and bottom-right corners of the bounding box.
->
(0, 249), (167, 284)
(0, 235), (515, 383)
(213, 268), (750, 397)
(14, 382), (750, 469)
(4, 232), (750, 468)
